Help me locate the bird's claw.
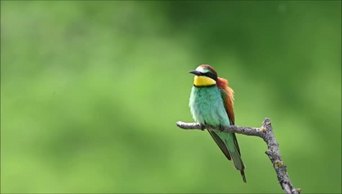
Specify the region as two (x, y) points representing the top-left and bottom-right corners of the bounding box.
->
(219, 125), (225, 132)
(200, 125), (206, 131)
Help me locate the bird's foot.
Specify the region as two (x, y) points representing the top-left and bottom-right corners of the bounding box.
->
(219, 125), (225, 132)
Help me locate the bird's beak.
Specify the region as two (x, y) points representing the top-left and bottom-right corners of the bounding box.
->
(189, 70), (201, 75)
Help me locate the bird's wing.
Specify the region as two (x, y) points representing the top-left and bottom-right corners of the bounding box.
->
(217, 77), (235, 125)
(217, 77), (241, 155)
(216, 77), (246, 182)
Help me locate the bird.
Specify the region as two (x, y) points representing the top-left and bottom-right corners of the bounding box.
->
(188, 64), (246, 182)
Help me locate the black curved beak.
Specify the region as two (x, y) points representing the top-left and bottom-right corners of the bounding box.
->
(189, 70), (201, 75)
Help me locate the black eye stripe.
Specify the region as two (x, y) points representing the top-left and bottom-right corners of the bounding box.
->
(203, 72), (217, 80)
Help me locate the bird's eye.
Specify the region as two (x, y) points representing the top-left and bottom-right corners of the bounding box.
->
(204, 72), (217, 80)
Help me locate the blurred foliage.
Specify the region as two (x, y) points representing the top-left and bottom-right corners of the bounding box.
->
(1, 1), (341, 193)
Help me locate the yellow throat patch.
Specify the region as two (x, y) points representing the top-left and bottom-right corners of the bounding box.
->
(193, 76), (216, 86)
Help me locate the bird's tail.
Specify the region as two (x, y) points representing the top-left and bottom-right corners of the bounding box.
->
(217, 131), (247, 183)
(228, 147), (246, 183)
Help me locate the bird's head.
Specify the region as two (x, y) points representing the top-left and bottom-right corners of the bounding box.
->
(190, 64), (218, 87)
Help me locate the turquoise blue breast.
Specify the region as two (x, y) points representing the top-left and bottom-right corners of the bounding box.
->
(189, 86), (231, 127)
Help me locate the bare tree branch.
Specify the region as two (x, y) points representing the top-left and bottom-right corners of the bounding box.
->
(176, 118), (301, 194)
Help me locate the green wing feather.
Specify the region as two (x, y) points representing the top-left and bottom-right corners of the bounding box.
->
(217, 78), (246, 182)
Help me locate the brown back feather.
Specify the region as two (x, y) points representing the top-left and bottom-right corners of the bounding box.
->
(217, 77), (235, 125)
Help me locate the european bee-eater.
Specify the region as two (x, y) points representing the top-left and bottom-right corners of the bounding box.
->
(189, 64), (246, 182)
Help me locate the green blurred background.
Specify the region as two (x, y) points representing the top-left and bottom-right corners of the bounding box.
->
(1, 1), (341, 193)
